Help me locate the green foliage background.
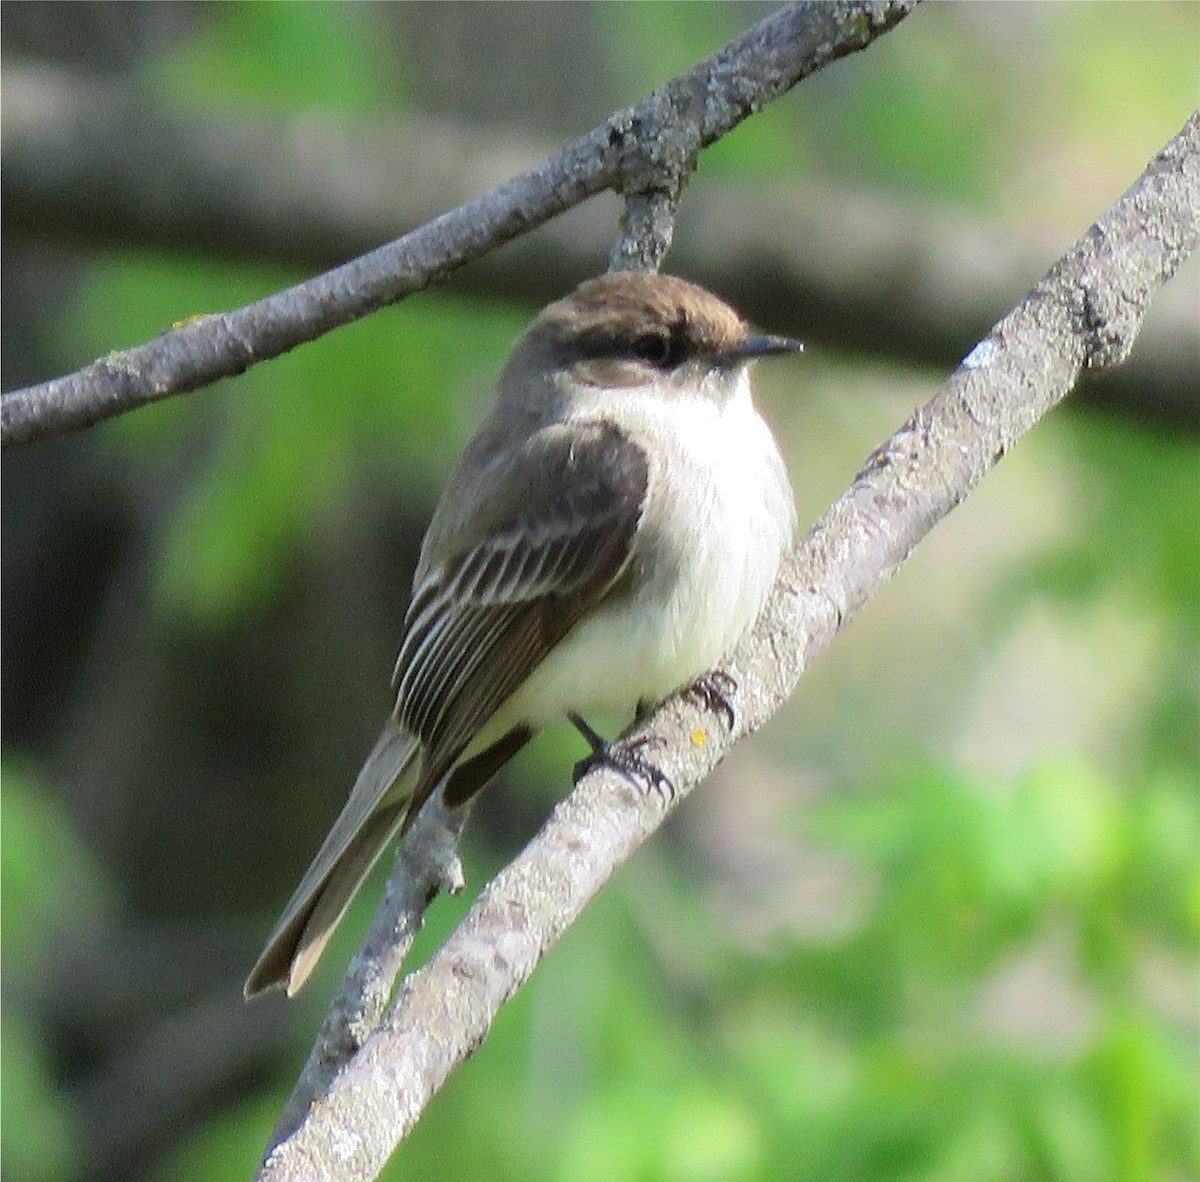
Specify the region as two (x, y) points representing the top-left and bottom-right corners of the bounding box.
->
(3, 4), (1196, 1181)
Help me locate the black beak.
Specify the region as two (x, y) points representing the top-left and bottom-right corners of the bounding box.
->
(720, 334), (805, 364)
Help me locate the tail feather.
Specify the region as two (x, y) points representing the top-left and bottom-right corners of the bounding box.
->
(244, 721), (420, 998)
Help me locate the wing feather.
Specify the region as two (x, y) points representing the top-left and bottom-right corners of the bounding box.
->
(393, 419), (649, 806)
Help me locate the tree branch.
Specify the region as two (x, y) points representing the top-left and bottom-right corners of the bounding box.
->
(8, 63), (1196, 428)
(265, 797), (469, 1149)
(0, 0), (917, 448)
(254, 111), (1200, 1182)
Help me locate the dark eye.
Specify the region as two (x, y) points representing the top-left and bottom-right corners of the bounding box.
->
(631, 333), (671, 365)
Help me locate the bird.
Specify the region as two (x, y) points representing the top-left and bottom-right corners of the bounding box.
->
(244, 271), (801, 998)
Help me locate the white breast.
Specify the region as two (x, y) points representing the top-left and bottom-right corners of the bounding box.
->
(509, 371), (795, 728)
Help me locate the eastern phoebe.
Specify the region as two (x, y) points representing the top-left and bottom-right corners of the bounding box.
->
(245, 272), (802, 998)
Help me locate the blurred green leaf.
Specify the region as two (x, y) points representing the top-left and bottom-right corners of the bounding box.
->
(148, 2), (398, 114)
(1, 763), (108, 1182)
(0, 1015), (80, 1182)
(1084, 1014), (1200, 1182)
(150, 1093), (281, 1182)
(1, 760), (112, 963)
(1000, 416), (1200, 778)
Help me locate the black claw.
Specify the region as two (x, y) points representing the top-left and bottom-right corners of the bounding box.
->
(682, 670), (738, 731)
(568, 712), (675, 802)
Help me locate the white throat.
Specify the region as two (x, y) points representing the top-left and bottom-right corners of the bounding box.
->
(505, 367), (795, 728)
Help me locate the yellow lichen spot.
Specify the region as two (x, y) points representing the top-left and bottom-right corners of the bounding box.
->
(690, 727), (707, 747)
(172, 313), (207, 330)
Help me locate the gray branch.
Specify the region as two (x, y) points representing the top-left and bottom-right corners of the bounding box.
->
(265, 797), (469, 1150)
(254, 112), (1200, 1182)
(6, 61), (1196, 424)
(0, 0), (916, 447)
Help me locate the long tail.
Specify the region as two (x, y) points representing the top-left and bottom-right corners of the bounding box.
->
(244, 720), (420, 998)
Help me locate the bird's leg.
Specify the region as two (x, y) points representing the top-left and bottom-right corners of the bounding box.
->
(567, 711), (674, 802)
(681, 670), (738, 731)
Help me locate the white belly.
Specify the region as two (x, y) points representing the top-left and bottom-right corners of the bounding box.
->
(506, 375), (795, 728)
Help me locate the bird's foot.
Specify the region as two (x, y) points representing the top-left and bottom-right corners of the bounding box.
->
(568, 711), (674, 803)
(681, 670), (738, 731)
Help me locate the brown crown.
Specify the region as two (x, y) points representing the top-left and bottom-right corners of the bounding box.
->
(531, 272), (748, 359)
